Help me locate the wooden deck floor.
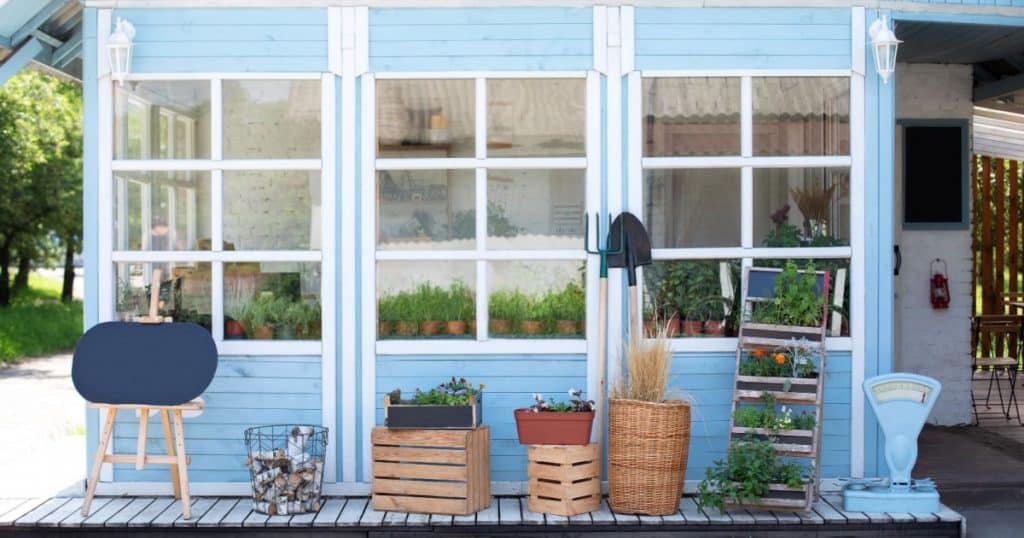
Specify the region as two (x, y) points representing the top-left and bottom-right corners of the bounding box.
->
(0, 494), (963, 536)
(974, 375), (1024, 444)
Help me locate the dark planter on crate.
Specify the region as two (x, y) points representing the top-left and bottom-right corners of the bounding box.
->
(514, 409), (594, 445)
(384, 394), (482, 429)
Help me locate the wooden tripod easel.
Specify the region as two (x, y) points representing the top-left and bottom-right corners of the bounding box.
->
(82, 269), (201, 519)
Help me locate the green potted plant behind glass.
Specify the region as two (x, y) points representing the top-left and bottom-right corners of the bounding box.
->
(247, 294), (278, 340)
(514, 388), (595, 445)
(522, 294), (552, 336)
(490, 289), (527, 336)
(444, 282), (473, 336)
(553, 282), (585, 336)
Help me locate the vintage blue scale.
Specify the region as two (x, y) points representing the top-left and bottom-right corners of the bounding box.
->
(843, 373), (942, 513)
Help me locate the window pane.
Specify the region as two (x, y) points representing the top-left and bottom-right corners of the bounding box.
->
(487, 79), (585, 157)
(114, 81), (210, 159)
(224, 262), (321, 341)
(223, 80), (321, 159)
(754, 168), (850, 247)
(488, 261), (585, 338)
(377, 262), (476, 339)
(486, 170), (585, 249)
(377, 170), (475, 250)
(115, 262), (211, 329)
(114, 171), (211, 251)
(377, 79), (475, 158)
(752, 259), (850, 336)
(644, 169), (741, 248)
(643, 260), (741, 337)
(753, 77), (850, 156)
(223, 170), (321, 250)
(643, 77), (740, 157)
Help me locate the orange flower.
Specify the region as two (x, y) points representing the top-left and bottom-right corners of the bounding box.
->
(774, 353), (786, 365)
(752, 349), (766, 358)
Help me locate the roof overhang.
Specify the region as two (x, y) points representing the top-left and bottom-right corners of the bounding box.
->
(0, 0), (83, 86)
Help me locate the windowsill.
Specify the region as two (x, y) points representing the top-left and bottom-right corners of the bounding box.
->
(218, 340), (322, 356)
(376, 339), (588, 355)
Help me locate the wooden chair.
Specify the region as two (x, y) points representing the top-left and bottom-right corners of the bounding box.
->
(972, 315), (1023, 426)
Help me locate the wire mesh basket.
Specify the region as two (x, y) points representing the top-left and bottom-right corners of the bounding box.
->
(244, 424), (328, 515)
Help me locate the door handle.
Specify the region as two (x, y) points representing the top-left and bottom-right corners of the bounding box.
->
(894, 245), (902, 276)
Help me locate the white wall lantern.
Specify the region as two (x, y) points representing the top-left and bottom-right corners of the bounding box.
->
(107, 17), (135, 86)
(869, 15), (900, 84)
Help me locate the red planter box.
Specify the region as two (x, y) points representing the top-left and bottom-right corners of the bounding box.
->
(514, 409), (595, 445)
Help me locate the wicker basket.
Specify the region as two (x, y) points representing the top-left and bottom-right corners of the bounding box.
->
(607, 398), (691, 515)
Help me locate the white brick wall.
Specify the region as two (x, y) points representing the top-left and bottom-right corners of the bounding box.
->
(894, 63), (973, 426)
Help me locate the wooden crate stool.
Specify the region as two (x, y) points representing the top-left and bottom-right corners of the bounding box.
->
(527, 443), (600, 516)
(371, 426), (490, 515)
(83, 400), (202, 519)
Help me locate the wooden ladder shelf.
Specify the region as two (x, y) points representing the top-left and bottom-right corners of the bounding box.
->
(726, 266), (830, 513)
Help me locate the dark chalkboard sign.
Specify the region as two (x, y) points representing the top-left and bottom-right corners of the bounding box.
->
(903, 123), (967, 228)
(72, 322), (217, 406)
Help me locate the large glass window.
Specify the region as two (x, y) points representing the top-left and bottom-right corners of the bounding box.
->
(642, 76), (852, 340)
(111, 78), (324, 343)
(375, 77), (588, 341)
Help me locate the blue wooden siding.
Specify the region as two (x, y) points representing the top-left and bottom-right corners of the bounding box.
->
(634, 8), (851, 71)
(113, 356), (322, 482)
(375, 355), (587, 482)
(111, 8), (328, 72)
(675, 352), (851, 479)
(368, 8), (592, 72)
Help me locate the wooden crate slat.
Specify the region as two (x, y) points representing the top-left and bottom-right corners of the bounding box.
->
(373, 478), (468, 498)
(528, 444), (595, 464)
(525, 443), (600, 517)
(740, 322), (824, 336)
(740, 336), (822, 348)
(373, 445), (466, 464)
(731, 426), (813, 438)
(528, 478), (598, 501)
(527, 460), (599, 483)
(373, 461), (467, 481)
(372, 428), (471, 447)
(735, 389), (817, 404)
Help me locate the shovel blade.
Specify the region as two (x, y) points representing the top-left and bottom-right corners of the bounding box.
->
(607, 212), (652, 270)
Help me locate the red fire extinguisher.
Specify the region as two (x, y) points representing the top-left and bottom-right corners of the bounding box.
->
(930, 259), (950, 309)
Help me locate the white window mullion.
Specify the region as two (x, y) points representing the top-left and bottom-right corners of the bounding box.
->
(477, 260), (488, 341)
(211, 79), (222, 161)
(741, 167), (753, 249)
(475, 78), (487, 160)
(211, 169), (223, 252)
(212, 261), (224, 341)
(741, 76), (753, 157)
(475, 166), (488, 341)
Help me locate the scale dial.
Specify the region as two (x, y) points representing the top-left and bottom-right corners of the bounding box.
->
(871, 380), (932, 404)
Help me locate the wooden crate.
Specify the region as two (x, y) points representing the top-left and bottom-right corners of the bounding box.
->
(724, 483), (813, 511)
(527, 443), (601, 517)
(371, 426), (490, 515)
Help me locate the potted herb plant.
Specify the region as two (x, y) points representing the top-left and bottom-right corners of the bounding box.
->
(552, 283), (585, 336)
(697, 435), (808, 513)
(247, 294), (278, 340)
(736, 340), (821, 400)
(445, 282), (473, 336)
(392, 291), (417, 337)
(294, 301), (321, 340)
(415, 283), (446, 336)
(608, 328), (692, 515)
(514, 389), (595, 445)
(490, 289), (527, 336)
(225, 304), (248, 340)
(521, 295), (550, 336)
(378, 294), (396, 337)
(384, 377), (485, 429)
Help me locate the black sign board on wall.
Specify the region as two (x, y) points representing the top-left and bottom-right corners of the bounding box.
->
(901, 120), (969, 229)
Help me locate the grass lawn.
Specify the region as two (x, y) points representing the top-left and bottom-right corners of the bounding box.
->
(0, 273), (82, 365)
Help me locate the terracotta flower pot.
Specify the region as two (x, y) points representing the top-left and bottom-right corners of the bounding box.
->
(446, 320), (467, 336)
(378, 321), (392, 337)
(490, 319), (511, 334)
(514, 409), (594, 445)
(394, 321), (416, 336)
(520, 320), (543, 335)
(224, 319), (246, 340)
(253, 325), (274, 340)
(556, 320), (578, 335)
(680, 320), (703, 337)
(664, 319), (681, 337)
(419, 320), (441, 336)
(703, 320), (727, 336)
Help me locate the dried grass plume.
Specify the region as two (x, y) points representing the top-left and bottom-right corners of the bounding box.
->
(612, 326), (673, 402)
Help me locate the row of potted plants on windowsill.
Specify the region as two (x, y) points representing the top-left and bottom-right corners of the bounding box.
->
(377, 282), (586, 338)
(644, 260), (738, 338)
(224, 294), (322, 340)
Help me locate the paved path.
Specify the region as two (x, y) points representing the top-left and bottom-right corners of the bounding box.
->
(0, 354), (84, 497)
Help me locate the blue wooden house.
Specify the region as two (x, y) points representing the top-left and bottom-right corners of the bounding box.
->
(2, 0), (1021, 503)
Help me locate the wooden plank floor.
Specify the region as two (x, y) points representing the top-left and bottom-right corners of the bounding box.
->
(0, 495), (963, 536)
(973, 375), (1024, 444)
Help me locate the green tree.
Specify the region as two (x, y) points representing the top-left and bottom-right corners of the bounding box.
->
(0, 71), (82, 306)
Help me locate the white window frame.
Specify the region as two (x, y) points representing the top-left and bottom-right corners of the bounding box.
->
(366, 71), (600, 356)
(630, 70), (858, 353)
(101, 73), (334, 357)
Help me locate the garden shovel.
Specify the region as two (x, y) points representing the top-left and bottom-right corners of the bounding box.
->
(607, 212), (652, 340)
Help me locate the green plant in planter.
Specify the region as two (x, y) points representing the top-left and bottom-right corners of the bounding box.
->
(524, 294), (556, 334)
(405, 377), (484, 405)
(733, 393), (816, 432)
(697, 436), (806, 513)
(290, 301), (321, 340)
(552, 283), (585, 323)
(246, 294), (280, 338)
(489, 289), (529, 332)
(378, 294), (399, 323)
(445, 282), (474, 322)
(750, 261), (823, 327)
